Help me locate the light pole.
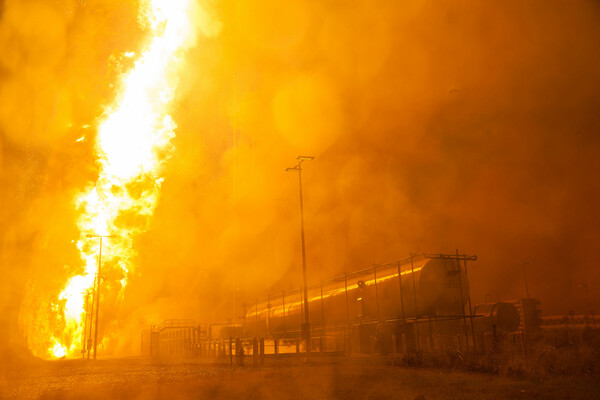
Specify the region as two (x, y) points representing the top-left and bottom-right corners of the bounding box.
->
(518, 261), (533, 300)
(81, 290), (91, 359)
(86, 233), (116, 360)
(286, 155), (314, 354)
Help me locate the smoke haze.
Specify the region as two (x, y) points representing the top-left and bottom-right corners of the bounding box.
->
(1, 0), (599, 356)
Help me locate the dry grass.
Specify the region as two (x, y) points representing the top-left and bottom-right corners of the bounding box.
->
(1, 356), (599, 400)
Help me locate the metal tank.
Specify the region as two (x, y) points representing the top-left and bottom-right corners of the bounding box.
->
(245, 254), (473, 337)
(472, 302), (521, 334)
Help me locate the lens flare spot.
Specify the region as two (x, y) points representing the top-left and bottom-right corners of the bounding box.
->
(273, 74), (343, 154)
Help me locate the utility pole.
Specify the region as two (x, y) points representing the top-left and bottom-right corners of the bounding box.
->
(286, 155), (314, 355)
(81, 290), (90, 358)
(518, 261), (533, 300)
(86, 234), (116, 360)
(87, 283), (95, 359)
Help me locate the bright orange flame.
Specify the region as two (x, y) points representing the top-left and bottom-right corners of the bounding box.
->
(50, 340), (66, 358)
(24, 0), (197, 359)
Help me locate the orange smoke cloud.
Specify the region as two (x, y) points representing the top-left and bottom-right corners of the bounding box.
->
(1, 0), (600, 359)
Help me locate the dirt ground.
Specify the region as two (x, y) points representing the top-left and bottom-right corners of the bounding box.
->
(1, 357), (599, 400)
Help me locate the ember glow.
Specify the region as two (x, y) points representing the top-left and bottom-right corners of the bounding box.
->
(21, 0), (196, 359)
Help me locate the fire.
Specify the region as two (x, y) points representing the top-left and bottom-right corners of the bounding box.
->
(51, 341), (66, 359)
(22, 0), (197, 359)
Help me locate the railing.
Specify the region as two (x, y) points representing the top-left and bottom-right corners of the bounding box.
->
(152, 319), (196, 332)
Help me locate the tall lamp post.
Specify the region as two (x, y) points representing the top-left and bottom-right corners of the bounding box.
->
(81, 289), (91, 359)
(286, 155), (314, 354)
(518, 261), (533, 300)
(86, 233), (116, 360)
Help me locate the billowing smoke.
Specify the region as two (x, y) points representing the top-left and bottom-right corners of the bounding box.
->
(1, 0), (599, 357)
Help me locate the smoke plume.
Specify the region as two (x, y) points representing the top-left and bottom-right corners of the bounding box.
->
(1, 0), (599, 356)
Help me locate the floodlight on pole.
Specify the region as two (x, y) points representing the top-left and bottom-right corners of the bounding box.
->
(86, 233), (117, 360)
(286, 155), (314, 355)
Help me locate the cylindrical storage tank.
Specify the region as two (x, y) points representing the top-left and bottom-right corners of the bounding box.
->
(245, 255), (471, 337)
(472, 302), (520, 334)
(416, 257), (470, 317)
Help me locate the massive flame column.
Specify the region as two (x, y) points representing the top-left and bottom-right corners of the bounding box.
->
(286, 155), (314, 354)
(21, 0), (202, 359)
